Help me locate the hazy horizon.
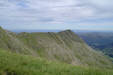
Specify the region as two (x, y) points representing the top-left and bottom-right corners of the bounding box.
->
(9, 29), (113, 33)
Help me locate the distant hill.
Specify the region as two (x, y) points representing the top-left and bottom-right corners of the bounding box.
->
(0, 27), (113, 69)
(78, 32), (113, 58)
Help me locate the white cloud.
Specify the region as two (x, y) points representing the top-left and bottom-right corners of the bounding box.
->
(0, 0), (113, 30)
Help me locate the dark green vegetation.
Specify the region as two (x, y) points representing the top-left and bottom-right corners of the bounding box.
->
(0, 49), (113, 75)
(0, 27), (113, 75)
(78, 32), (113, 58)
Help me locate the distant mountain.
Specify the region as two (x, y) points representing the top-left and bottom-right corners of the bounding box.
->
(78, 32), (113, 58)
(0, 27), (113, 69)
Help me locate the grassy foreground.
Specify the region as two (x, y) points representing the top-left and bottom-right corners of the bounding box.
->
(0, 50), (113, 75)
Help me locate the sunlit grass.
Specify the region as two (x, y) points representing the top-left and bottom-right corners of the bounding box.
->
(0, 49), (113, 75)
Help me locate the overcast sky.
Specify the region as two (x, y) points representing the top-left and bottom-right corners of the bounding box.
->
(0, 0), (113, 31)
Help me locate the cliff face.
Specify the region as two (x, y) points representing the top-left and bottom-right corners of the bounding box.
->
(0, 27), (113, 68)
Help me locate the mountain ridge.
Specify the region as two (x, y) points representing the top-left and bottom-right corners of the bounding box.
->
(0, 27), (113, 68)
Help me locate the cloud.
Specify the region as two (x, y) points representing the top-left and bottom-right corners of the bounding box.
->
(0, 0), (113, 30)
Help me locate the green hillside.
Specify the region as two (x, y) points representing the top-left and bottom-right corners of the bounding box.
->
(0, 49), (113, 75)
(0, 27), (37, 56)
(17, 30), (113, 68)
(0, 27), (113, 70)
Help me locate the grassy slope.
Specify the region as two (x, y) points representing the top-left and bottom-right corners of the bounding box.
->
(17, 30), (113, 68)
(0, 49), (113, 75)
(0, 27), (113, 69)
(0, 27), (37, 56)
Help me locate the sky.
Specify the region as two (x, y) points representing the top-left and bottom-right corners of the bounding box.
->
(0, 0), (113, 31)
